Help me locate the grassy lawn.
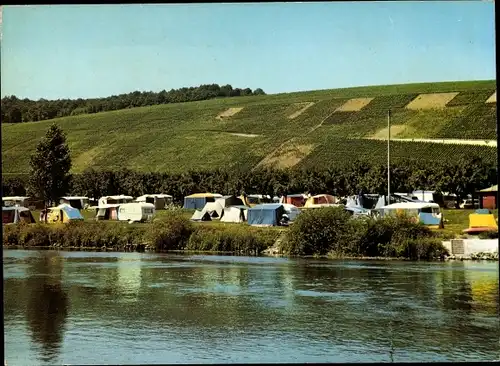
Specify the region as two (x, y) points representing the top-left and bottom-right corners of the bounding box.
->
(439, 208), (498, 237)
(2, 80), (496, 175)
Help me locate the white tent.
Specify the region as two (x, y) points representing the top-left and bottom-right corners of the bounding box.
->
(220, 206), (248, 223)
(200, 201), (224, 219)
(191, 209), (212, 221)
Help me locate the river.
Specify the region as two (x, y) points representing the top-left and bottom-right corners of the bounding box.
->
(3, 249), (499, 364)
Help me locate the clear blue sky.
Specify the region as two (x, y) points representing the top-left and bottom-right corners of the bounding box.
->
(1, 2), (496, 100)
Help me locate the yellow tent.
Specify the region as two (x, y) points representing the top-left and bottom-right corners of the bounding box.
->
(46, 203), (84, 224)
(468, 214), (498, 229)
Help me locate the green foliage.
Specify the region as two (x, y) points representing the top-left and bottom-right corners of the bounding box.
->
(1, 84), (265, 123)
(2, 158), (497, 210)
(27, 124), (72, 206)
(145, 211), (194, 251)
(297, 136), (497, 168)
(478, 230), (499, 239)
(281, 209), (448, 260)
(186, 225), (279, 254)
(2, 221), (146, 249)
(283, 207), (354, 256)
(446, 90), (495, 106)
(1, 80), (497, 175)
(435, 103), (497, 139)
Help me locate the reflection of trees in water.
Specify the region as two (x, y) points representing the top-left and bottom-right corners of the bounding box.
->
(438, 263), (474, 314)
(25, 253), (68, 364)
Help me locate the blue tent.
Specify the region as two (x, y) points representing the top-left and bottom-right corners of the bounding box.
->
(183, 194), (221, 209)
(247, 204), (285, 226)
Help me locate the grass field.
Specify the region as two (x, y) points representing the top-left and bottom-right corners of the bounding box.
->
(2, 80), (496, 175)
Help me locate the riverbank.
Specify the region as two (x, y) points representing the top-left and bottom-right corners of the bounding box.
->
(2, 208), (464, 260)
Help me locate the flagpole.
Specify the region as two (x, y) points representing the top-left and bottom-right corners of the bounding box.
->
(387, 109), (391, 205)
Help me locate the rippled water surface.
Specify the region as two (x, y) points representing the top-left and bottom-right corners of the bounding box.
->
(3, 250), (499, 364)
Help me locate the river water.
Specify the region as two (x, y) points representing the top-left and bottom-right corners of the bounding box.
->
(3, 249), (499, 364)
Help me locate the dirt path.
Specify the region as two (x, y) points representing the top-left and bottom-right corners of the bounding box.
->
(367, 137), (497, 147)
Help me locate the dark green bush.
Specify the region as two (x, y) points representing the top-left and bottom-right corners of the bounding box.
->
(281, 209), (447, 259)
(478, 230), (499, 239)
(187, 225), (278, 254)
(145, 211), (194, 251)
(283, 207), (354, 256)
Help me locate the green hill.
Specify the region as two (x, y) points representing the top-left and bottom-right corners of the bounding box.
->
(2, 80), (497, 175)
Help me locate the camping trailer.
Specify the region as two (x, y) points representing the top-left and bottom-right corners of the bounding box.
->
(59, 196), (89, 210)
(2, 196), (45, 210)
(2, 206), (36, 224)
(2, 196), (30, 207)
(135, 194), (173, 210)
(135, 194), (173, 209)
(378, 202), (442, 227)
(46, 203), (84, 224)
(118, 202), (155, 223)
(98, 195), (134, 206)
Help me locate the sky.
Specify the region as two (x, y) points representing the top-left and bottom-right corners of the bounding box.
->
(0, 2), (496, 100)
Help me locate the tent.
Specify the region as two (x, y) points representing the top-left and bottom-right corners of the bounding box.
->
(303, 194), (339, 208)
(201, 201), (224, 219)
(191, 209), (212, 221)
(47, 203), (84, 223)
(247, 203), (286, 226)
(215, 195), (245, 208)
(2, 206), (36, 224)
(183, 193), (223, 209)
(463, 213), (498, 234)
(281, 194), (307, 207)
(90, 204), (121, 221)
(221, 205), (248, 223)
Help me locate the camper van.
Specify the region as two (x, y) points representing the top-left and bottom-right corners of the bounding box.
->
(118, 202), (155, 223)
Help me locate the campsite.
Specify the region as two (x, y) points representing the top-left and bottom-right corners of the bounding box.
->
(3, 188), (498, 260)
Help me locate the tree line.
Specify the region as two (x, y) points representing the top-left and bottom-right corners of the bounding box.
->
(3, 158), (497, 209)
(1, 84), (266, 123)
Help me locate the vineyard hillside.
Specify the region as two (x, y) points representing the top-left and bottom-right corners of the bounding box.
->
(2, 80), (497, 175)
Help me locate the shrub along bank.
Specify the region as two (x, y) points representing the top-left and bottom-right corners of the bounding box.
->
(3, 209), (449, 260)
(280, 207), (448, 260)
(2, 211), (282, 255)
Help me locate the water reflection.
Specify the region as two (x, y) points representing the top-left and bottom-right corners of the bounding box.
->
(3, 251), (499, 365)
(25, 252), (68, 364)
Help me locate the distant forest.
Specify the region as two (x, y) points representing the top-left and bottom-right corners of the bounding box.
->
(1, 84), (266, 123)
